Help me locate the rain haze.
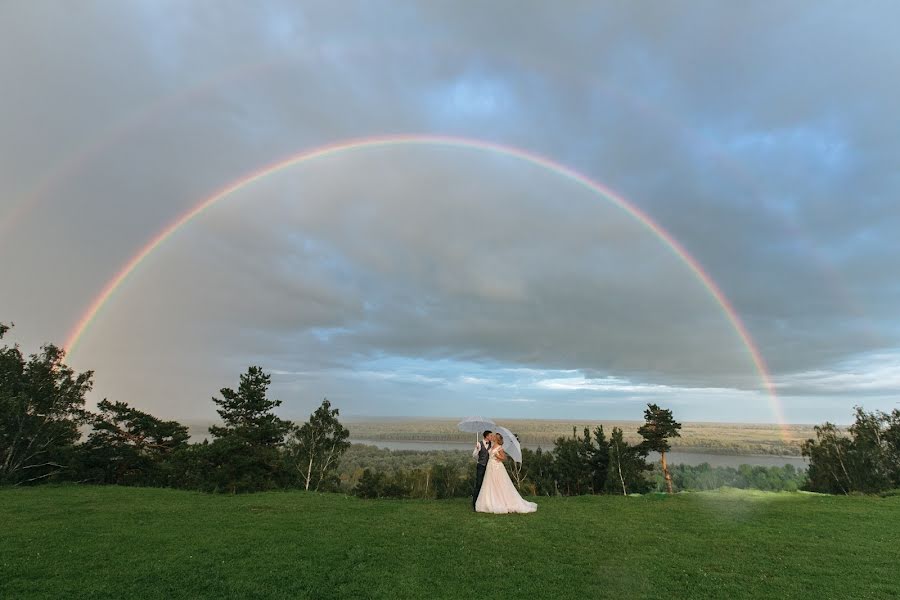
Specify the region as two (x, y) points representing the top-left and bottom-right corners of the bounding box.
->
(2, 2), (899, 425)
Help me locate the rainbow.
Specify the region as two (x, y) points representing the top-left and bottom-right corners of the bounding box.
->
(62, 133), (787, 436)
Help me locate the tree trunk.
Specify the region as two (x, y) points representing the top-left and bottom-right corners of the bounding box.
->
(305, 455), (314, 491)
(834, 444), (853, 494)
(613, 440), (626, 496)
(661, 451), (673, 494)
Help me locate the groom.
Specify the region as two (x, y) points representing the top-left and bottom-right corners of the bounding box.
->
(472, 430), (492, 510)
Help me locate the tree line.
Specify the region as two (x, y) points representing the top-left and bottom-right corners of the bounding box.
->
(801, 406), (900, 494)
(346, 404), (682, 498)
(1, 323), (349, 493)
(3, 322), (899, 496)
(335, 443), (807, 497)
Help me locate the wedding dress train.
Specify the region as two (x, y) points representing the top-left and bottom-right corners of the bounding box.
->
(475, 446), (538, 514)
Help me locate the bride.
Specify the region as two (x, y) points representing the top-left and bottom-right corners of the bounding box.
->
(475, 433), (538, 514)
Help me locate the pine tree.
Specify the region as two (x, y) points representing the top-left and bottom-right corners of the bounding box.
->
(637, 403), (682, 493)
(79, 399), (188, 485)
(552, 427), (591, 495)
(588, 425), (609, 493)
(207, 366), (292, 492)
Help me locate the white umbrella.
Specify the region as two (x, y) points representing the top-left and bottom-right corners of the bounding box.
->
(457, 416), (496, 442)
(492, 425), (522, 463)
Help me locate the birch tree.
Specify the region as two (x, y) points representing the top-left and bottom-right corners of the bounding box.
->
(287, 398), (350, 491)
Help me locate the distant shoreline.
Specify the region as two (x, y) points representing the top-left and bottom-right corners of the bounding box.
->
(184, 417), (812, 460)
(348, 439), (809, 469)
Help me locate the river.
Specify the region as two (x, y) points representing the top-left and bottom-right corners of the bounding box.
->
(349, 439), (808, 469)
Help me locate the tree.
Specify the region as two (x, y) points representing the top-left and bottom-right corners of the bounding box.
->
(77, 400), (189, 485)
(430, 463), (465, 499)
(285, 398), (350, 491)
(802, 422), (855, 494)
(605, 427), (651, 495)
(518, 447), (556, 496)
(847, 406), (896, 493)
(587, 425), (610, 494)
(803, 407), (900, 495)
(1, 323), (92, 484)
(207, 366), (293, 493)
(637, 403), (682, 493)
(883, 409), (900, 485)
(354, 468), (386, 498)
(553, 427), (592, 495)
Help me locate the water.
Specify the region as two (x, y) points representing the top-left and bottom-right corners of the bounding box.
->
(350, 439), (808, 469)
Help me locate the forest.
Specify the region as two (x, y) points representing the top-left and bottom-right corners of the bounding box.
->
(3, 322), (899, 497)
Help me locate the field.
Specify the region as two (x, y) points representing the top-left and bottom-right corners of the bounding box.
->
(342, 418), (816, 456)
(2, 486), (898, 599)
(183, 418), (816, 456)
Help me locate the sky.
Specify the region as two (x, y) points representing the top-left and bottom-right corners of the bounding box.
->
(2, 1), (899, 425)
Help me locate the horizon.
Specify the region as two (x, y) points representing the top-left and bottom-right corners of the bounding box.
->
(177, 414), (827, 428)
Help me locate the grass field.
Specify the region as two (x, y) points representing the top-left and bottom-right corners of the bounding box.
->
(2, 486), (898, 599)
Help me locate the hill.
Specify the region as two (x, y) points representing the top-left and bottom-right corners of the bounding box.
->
(2, 486), (898, 599)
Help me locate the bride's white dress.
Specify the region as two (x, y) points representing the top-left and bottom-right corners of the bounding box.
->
(475, 446), (538, 514)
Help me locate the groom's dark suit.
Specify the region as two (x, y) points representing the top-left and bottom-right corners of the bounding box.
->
(472, 439), (492, 510)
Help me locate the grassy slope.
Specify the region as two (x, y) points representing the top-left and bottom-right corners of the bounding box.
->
(2, 486), (898, 599)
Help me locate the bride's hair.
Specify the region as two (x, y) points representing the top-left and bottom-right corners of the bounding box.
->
(494, 433), (504, 446)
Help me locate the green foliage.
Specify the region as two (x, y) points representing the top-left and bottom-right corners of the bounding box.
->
(517, 447), (556, 496)
(352, 463), (471, 499)
(285, 398), (351, 491)
(802, 406), (900, 494)
(637, 403), (683, 453)
(354, 468), (391, 498)
(549, 426), (610, 495)
(205, 366), (293, 493)
(552, 427), (592, 495)
(650, 462), (806, 492)
(348, 425), (652, 499)
(429, 463), (468, 499)
(0, 323), (93, 484)
(803, 422), (853, 494)
(4, 486), (900, 599)
(638, 403), (682, 492)
(588, 425), (609, 493)
(76, 399), (189, 486)
(338, 444), (471, 478)
(605, 427), (652, 495)
(209, 366), (292, 447)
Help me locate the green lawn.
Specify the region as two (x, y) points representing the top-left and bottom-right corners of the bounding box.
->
(2, 486), (898, 599)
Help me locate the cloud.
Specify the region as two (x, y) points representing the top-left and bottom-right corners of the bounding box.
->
(776, 351), (900, 396)
(2, 2), (899, 422)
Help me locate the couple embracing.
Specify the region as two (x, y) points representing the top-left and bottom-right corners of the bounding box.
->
(472, 430), (538, 514)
